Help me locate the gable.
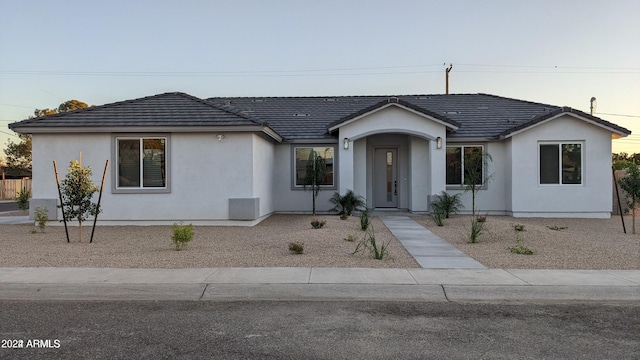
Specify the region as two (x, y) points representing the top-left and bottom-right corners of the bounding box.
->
(499, 107), (631, 140)
(326, 99), (459, 134)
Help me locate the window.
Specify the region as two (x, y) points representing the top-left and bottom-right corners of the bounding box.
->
(116, 137), (167, 189)
(539, 143), (582, 185)
(446, 145), (484, 186)
(294, 146), (335, 187)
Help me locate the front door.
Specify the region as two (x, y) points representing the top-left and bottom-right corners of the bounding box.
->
(373, 148), (398, 208)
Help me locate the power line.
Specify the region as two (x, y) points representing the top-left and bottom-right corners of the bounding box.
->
(596, 112), (640, 118)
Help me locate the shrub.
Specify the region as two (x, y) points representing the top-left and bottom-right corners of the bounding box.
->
(344, 234), (356, 242)
(352, 225), (390, 260)
(432, 211), (444, 226)
(507, 223), (534, 255)
(329, 190), (366, 217)
(311, 219), (326, 229)
(431, 191), (463, 218)
(171, 222), (194, 250)
(469, 217), (486, 243)
(340, 213), (348, 220)
(547, 225), (567, 231)
(360, 211), (370, 231)
(288, 242), (304, 254)
(34, 207), (49, 233)
(16, 188), (30, 211)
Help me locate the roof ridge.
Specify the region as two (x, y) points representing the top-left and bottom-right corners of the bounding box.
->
(174, 93), (266, 126)
(477, 93), (560, 109)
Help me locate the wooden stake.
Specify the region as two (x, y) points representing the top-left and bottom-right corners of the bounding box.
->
(90, 160), (109, 243)
(53, 161), (70, 243)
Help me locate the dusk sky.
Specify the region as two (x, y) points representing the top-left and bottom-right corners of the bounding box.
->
(1, 0), (639, 154)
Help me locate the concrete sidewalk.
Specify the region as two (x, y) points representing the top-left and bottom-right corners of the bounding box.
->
(0, 267), (638, 302)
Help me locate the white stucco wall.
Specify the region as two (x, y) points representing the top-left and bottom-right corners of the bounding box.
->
(271, 143), (336, 213)
(252, 134), (275, 216)
(446, 141), (507, 215)
(509, 115), (613, 218)
(31, 132), (271, 225)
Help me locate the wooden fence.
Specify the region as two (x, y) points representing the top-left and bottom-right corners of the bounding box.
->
(0, 178), (32, 200)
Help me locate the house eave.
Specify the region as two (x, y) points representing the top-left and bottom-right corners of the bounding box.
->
(10, 125), (283, 142)
(498, 111), (631, 140)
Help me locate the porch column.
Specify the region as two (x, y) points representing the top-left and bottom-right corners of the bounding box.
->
(430, 136), (446, 200)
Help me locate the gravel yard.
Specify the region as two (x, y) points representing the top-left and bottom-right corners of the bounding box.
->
(414, 214), (639, 270)
(0, 212), (638, 269)
(0, 215), (419, 268)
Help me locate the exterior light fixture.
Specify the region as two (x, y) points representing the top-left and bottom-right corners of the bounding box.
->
(216, 134), (225, 141)
(436, 137), (442, 149)
(343, 138), (349, 150)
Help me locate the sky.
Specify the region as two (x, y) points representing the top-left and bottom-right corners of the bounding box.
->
(1, 0), (639, 156)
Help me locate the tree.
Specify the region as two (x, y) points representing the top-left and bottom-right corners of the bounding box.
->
(613, 152), (640, 170)
(463, 148), (493, 218)
(617, 164), (640, 234)
(4, 100), (89, 178)
(302, 149), (328, 216)
(59, 160), (100, 243)
(3, 134), (32, 177)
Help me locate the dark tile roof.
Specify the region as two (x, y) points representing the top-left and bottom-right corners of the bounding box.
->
(209, 93), (629, 140)
(11, 92), (630, 141)
(9, 92), (266, 129)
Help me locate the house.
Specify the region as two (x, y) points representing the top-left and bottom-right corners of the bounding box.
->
(9, 92), (630, 225)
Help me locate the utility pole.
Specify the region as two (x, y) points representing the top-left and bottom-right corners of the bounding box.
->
(445, 64), (453, 94)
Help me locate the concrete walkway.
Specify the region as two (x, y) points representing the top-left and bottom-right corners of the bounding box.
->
(379, 215), (485, 269)
(0, 267), (638, 302)
(0, 215), (31, 224)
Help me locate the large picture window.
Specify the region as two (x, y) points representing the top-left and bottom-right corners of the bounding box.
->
(117, 137), (167, 189)
(294, 146), (335, 187)
(539, 142), (582, 185)
(446, 145), (484, 186)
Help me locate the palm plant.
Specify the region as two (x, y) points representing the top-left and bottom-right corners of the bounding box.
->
(329, 190), (366, 216)
(431, 191), (463, 218)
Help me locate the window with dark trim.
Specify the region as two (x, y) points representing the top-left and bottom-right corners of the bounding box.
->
(446, 145), (484, 186)
(116, 137), (167, 189)
(539, 142), (582, 185)
(294, 146), (335, 187)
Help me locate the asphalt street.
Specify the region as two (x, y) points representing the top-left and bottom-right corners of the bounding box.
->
(1, 300), (638, 359)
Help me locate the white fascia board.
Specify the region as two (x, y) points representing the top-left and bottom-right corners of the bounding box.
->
(327, 103), (459, 132)
(13, 125), (283, 142)
(285, 138), (338, 144)
(500, 113), (629, 139)
(446, 137), (496, 143)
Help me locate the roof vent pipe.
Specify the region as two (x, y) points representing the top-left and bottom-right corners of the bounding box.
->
(590, 97), (597, 115)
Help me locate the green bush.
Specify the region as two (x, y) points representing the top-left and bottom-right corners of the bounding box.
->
(329, 190), (366, 217)
(507, 223), (534, 255)
(311, 219), (326, 229)
(344, 234), (356, 242)
(431, 191), (463, 218)
(469, 217), (486, 243)
(432, 211), (444, 226)
(360, 211), (370, 231)
(16, 188), (30, 211)
(352, 225), (390, 260)
(34, 207), (49, 233)
(288, 242), (304, 254)
(171, 222), (194, 250)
